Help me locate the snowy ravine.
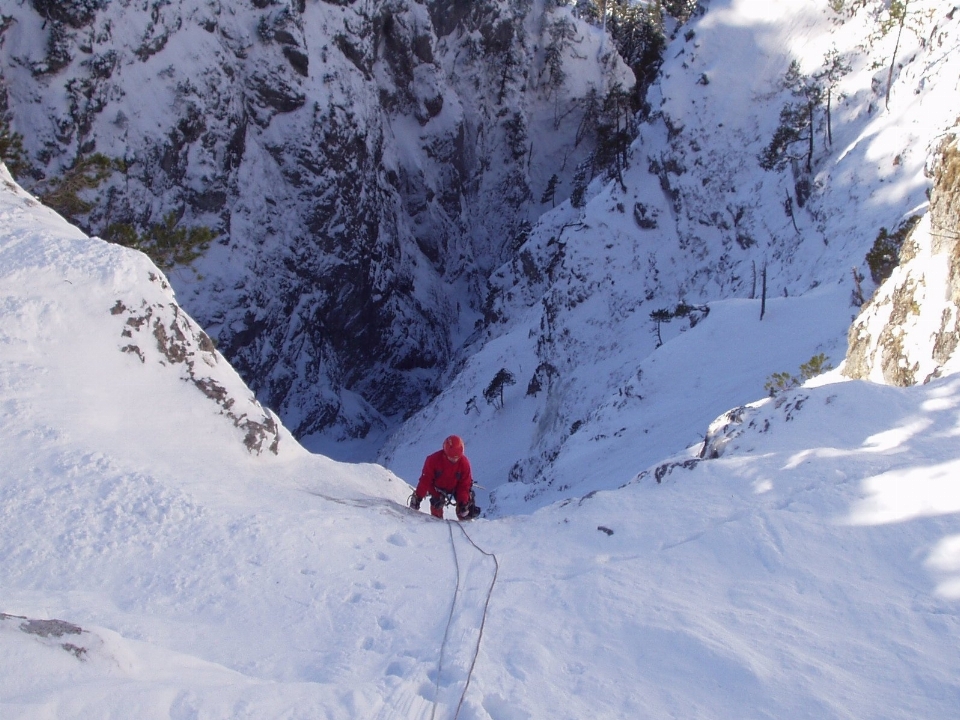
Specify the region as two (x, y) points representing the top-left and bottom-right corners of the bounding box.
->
(2, 161), (960, 718)
(0, 0), (633, 447)
(3, 0), (960, 717)
(381, 0), (960, 515)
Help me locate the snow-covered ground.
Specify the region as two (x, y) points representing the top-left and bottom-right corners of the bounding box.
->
(3, 155), (960, 717)
(3, 0), (960, 717)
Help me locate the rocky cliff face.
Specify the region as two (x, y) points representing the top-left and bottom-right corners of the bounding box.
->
(844, 127), (960, 385)
(0, 0), (631, 446)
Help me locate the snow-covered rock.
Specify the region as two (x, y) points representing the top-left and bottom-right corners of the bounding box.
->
(0, 162), (283, 456)
(845, 126), (960, 385)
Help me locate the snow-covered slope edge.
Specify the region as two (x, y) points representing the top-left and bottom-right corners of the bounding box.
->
(0, 164), (421, 715)
(0, 163), (284, 458)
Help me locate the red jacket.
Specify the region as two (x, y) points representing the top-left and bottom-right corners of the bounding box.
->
(416, 450), (473, 505)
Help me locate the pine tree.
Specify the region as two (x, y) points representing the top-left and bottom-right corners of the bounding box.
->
(649, 308), (671, 347)
(103, 212), (217, 271)
(595, 83), (634, 187)
(541, 173), (560, 207)
(483, 368), (517, 409)
(759, 61), (822, 174)
(0, 114), (31, 180)
(814, 47), (851, 147)
(570, 163), (589, 208)
(36, 153), (121, 220)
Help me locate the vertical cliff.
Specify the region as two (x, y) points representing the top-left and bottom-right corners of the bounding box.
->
(844, 126), (960, 385)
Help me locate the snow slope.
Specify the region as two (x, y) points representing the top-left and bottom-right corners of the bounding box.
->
(3, 0), (960, 717)
(3, 159), (960, 718)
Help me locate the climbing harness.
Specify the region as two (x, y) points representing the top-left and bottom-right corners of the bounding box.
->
(429, 520), (500, 720)
(409, 489), (480, 520)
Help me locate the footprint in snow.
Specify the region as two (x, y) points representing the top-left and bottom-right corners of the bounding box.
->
(386, 532), (408, 547)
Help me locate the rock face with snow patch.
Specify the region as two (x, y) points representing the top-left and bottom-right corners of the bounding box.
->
(844, 128), (960, 385)
(109, 278), (281, 455)
(0, 613), (97, 661)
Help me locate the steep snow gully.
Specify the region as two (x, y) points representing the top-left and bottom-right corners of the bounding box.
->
(4, 147), (960, 717)
(3, 1), (960, 718)
(305, 488), (500, 719)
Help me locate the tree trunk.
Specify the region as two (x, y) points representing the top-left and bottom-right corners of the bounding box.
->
(760, 263), (768, 321)
(826, 88), (833, 147)
(886, 0), (909, 110)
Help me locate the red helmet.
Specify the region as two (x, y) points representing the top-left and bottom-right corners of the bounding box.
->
(443, 435), (465, 461)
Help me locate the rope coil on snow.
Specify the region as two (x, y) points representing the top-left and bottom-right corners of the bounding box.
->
(429, 519), (500, 720)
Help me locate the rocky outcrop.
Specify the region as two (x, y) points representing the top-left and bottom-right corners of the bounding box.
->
(844, 127), (960, 385)
(110, 273), (282, 455)
(0, 612), (94, 661)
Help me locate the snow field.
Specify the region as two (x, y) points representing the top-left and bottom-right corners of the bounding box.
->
(3, 0), (960, 717)
(3, 158), (960, 719)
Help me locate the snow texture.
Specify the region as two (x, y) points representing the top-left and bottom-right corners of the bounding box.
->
(2, 1), (960, 718)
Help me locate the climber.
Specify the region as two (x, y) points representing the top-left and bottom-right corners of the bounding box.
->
(409, 435), (481, 520)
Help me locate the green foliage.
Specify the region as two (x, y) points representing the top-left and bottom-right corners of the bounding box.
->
(760, 50), (850, 175)
(568, 1), (703, 115)
(662, 0), (701, 23)
(103, 212), (217, 270)
(759, 60), (823, 174)
(764, 353), (834, 397)
(541, 15), (577, 94)
(36, 153), (123, 219)
(483, 367), (517, 410)
(541, 173), (560, 207)
(571, 1), (601, 24)
(673, 301), (695, 318)
(759, 104), (809, 172)
(764, 371), (797, 397)
(816, 47), (851, 89)
(798, 353), (833, 381)
(649, 307), (672, 348)
(570, 163), (588, 208)
(526, 361), (559, 397)
(0, 116), (31, 180)
(878, 0), (908, 36)
(650, 302), (710, 346)
(592, 83), (634, 185)
(605, 2), (666, 94)
(865, 215), (921, 284)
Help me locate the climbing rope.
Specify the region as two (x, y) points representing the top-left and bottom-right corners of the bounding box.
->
(451, 521), (499, 720)
(430, 521), (462, 720)
(429, 519), (500, 720)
